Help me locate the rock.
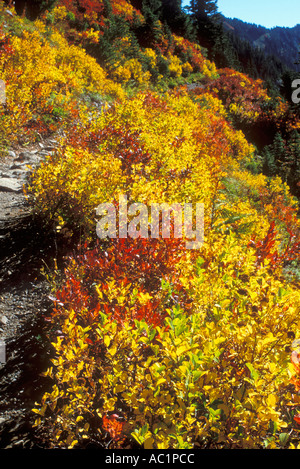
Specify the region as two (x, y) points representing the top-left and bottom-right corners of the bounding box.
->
(15, 152), (28, 161)
(10, 161), (30, 169)
(17, 152), (39, 163)
(0, 315), (8, 325)
(43, 146), (56, 151)
(10, 161), (32, 170)
(11, 167), (30, 173)
(0, 178), (23, 193)
(13, 439), (25, 447)
(7, 150), (16, 158)
(11, 170), (31, 178)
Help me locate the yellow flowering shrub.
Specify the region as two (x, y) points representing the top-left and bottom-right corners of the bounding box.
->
(167, 52), (183, 78)
(0, 17), (123, 143)
(123, 58), (151, 84)
(28, 88), (256, 242)
(28, 113), (124, 237)
(2, 0), (297, 450)
(111, 0), (144, 23)
(143, 47), (157, 68)
(51, 5), (69, 21)
(110, 62), (132, 83)
(30, 85), (300, 449)
(172, 34), (218, 78)
(182, 61), (193, 75)
(33, 262), (300, 448)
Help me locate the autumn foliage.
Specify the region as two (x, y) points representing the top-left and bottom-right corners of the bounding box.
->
(0, 5), (123, 145)
(1, 0), (300, 450)
(30, 86), (300, 448)
(50, 236), (188, 328)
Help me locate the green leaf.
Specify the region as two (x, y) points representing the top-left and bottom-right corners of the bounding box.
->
(246, 363), (259, 381)
(279, 433), (289, 447)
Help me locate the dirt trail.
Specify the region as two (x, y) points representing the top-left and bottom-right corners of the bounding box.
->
(0, 141), (58, 448)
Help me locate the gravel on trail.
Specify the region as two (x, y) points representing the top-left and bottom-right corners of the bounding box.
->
(0, 140), (61, 448)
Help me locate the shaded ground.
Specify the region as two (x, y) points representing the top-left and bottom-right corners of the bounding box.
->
(0, 143), (59, 448)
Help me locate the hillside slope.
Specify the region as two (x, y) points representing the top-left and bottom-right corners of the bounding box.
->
(0, 0), (300, 450)
(222, 16), (300, 72)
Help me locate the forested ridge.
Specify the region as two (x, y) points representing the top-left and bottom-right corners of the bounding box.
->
(222, 16), (300, 74)
(1, 0), (300, 449)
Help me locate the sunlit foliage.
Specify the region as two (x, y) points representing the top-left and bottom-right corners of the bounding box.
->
(1, 0), (300, 451)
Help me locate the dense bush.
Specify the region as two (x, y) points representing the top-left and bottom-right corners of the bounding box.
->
(0, 3), (123, 144)
(31, 88), (300, 448)
(2, 0), (300, 450)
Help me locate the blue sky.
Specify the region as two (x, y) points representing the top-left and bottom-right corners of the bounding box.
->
(182, 0), (300, 28)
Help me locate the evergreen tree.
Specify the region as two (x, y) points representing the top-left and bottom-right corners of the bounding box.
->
(286, 131), (300, 198)
(262, 144), (278, 177)
(133, 0), (163, 48)
(188, 1), (223, 55)
(130, 0), (144, 11)
(141, 0), (162, 23)
(160, 0), (189, 36)
(262, 131), (300, 198)
(189, 0), (219, 24)
(211, 25), (240, 69)
(88, 1), (132, 68)
(161, 0), (182, 21)
(11, 0), (56, 19)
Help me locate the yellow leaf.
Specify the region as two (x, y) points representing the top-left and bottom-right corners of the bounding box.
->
(176, 344), (190, 357)
(68, 439), (78, 449)
(109, 345), (117, 356)
(156, 378), (166, 386)
(261, 333), (276, 346)
(104, 336), (110, 347)
(267, 394), (277, 407)
(114, 384), (125, 393)
(144, 437), (154, 449)
(138, 292), (152, 305)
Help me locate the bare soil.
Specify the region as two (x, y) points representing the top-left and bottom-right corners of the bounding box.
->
(0, 142), (59, 448)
